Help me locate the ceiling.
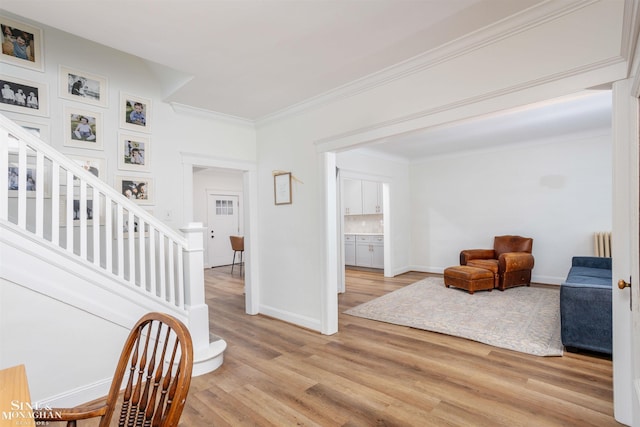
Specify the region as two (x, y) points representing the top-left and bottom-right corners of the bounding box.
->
(1, 1), (614, 160)
(2, 0), (542, 120)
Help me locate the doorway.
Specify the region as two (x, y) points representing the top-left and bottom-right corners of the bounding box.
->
(181, 152), (259, 315)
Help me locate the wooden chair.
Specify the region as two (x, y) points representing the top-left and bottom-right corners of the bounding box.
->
(35, 312), (193, 427)
(229, 235), (244, 275)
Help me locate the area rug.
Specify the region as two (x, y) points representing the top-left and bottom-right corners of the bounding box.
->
(344, 277), (563, 356)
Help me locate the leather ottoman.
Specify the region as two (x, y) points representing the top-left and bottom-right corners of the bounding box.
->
(444, 265), (494, 294)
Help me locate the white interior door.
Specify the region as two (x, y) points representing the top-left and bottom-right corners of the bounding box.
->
(612, 79), (639, 426)
(206, 193), (240, 267)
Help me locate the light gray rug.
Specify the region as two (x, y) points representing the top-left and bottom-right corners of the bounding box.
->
(344, 277), (563, 356)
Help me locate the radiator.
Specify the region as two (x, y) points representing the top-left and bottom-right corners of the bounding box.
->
(594, 232), (612, 257)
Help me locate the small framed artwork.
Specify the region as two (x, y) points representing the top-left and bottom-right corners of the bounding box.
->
(274, 172), (292, 205)
(0, 74), (48, 117)
(66, 154), (105, 180)
(118, 133), (150, 172)
(115, 176), (154, 205)
(4, 113), (51, 143)
(59, 65), (108, 108)
(63, 106), (103, 150)
(120, 92), (151, 133)
(0, 16), (44, 72)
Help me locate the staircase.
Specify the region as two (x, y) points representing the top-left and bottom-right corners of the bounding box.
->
(0, 113), (225, 405)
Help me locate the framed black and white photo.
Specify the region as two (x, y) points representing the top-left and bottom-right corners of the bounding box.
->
(7, 152), (50, 198)
(63, 106), (103, 150)
(0, 75), (48, 117)
(7, 165), (36, 197)
(120, 92), (151, 133)
(115, 175), (154, 205)
(59, 65), (108, 107)
(58, 197), (104, 226)
(67, 154), (105, 180)
(1, 16), (44, 72)
(118, 133), (150, 172)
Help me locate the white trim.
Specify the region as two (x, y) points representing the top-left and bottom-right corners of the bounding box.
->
(171, 102), (254, 127)
(36, 377), (112, 408)
(180, 152), (260, 315)
(259, 304), (322, 332)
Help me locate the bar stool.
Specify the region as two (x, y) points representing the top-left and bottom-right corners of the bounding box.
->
(229, 235), (244, 275)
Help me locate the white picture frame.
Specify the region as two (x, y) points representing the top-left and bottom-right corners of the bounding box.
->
(119, 92), (151, 133)
(7, 152), (50, 198)
(0, 74), (48, 117)
(63, 106), (104, 150)
(66, 154), (105, 180)
(4, 113), (51, 143)
(115, 175), (154, 205)
(59, 65), (108, 108)
(118, 133), (150, 172)
(0, 16), (44, 72)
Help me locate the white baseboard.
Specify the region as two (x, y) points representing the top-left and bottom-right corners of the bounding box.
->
(259, 304), (322, 333)
(36, 377), (112, 408)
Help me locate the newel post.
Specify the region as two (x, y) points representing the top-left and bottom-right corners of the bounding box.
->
(180, 222), (210, 351)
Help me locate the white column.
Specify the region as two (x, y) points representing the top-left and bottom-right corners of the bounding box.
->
(180, 222), (209, 348)
(180, 222), (226, 376)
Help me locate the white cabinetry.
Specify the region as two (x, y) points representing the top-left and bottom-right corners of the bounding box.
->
(362, 180), (383, 214)
(344, 234), (356, 266)
(343, 179), (363, 215)
(344, 179), (382, 215)
(352, 234), (384, 268)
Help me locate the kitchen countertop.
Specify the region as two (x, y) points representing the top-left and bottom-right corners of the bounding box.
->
(345, 232), (383, 236)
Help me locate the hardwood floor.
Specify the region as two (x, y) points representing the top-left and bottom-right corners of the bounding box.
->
(180, 266), (619, 426)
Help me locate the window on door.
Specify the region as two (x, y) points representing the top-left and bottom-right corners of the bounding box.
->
(216, 200), (234, 215)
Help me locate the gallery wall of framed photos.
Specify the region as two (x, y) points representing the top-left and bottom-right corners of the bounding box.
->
(1, 11), (257, 230)
(1, 13), (156, 212)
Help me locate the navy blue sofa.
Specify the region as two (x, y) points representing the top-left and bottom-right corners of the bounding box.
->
(560, 256), (612, 354)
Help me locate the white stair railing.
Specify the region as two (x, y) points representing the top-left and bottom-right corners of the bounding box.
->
(0, 113), (189, 312)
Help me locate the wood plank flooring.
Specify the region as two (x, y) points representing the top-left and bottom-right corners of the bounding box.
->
(180, 266), (619, 426)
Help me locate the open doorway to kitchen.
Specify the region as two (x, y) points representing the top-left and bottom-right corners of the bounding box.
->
(337, 169), (391, 294)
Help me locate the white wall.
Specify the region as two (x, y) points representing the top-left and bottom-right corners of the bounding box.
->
(408, 131), (612, 284)
(0, 279), (127, 402)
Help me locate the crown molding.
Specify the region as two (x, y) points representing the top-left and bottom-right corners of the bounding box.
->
(314, 54), (625, 153)
(170, 102), (254, 127)
(257, 0), (598, 127)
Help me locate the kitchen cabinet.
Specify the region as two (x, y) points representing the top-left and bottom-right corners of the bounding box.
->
(343, 179), (362, 215)
(352, 234), (384, 268)
(362, 180), (383, 214)
(344, 179), (383, 215)
(344, 234), (356, 265)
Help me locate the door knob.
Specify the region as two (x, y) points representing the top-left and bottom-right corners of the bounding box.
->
(618, 279), (631, 289)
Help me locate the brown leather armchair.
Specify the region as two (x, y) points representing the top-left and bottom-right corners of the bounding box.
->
(459, 235), (534, 291)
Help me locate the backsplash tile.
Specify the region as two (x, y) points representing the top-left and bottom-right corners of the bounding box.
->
(344, 214), (383, 234)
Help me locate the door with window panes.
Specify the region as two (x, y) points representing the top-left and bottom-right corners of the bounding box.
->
(207, 193), (240, 267)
